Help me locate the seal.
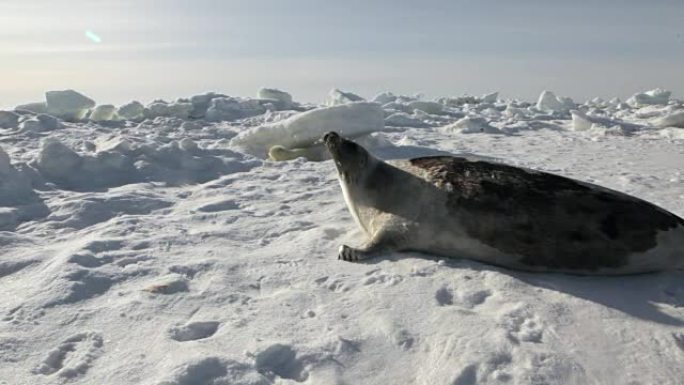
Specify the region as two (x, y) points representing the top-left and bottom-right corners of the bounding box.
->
(323, 131), (684, 275)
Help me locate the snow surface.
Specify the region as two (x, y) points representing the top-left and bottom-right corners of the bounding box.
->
(1, 88), (684, 385)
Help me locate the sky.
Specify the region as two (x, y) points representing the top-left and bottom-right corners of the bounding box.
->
(1, 0), (683, 107)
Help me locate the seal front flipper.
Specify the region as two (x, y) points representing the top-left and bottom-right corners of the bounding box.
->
(338, 242), (387, 262)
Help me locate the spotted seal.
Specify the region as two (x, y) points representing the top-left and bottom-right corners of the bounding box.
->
(323, 131), (684, 275)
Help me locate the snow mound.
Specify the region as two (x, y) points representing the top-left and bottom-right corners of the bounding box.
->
(536, 91), (575, 114)
(480, 92), (499, 104)
(34, 138), (258, 190)
(188, 92), (226, 119)
(19, 114), (62, 132)
(45, 89), (96, 121)
(627, 88), (671, 107)
(0, 147), (36, 206)
(144, 100), (193, 120)
(0, 111), (20, 129)
(205, 97), (266, 122)
(570, 110), (641, 134)
(231, 102), (385, 157)
(408, 100), (444, 115)
(14, 101), (47, 114)
(0, 146), (47, 229)
(325, 89), (364, 106)
(257, 88), (294, 109)
(442, 116), (501, 134)
(117, 101), (145, 121)
(659, 127), (684, 140)
(653, 110), (684, 128)
(385, 112), (429, 128)
(372, 92), (397, 105)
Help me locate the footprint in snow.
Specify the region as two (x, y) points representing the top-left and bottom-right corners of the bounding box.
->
(498, 303), (544, 344)
(434, 285), (491, 308)
(158, 357), (270, 385)
(32, 332), (103, 379)
(253, 343), (309, 383)
(168, 321), (220, 342)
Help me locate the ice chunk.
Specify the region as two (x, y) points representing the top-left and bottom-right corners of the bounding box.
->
(117, 101), (145, 121)
(90, 105), (118, 122)
(36, 139), (82, 180)
(439, 95), (479, 107)
(37, 114), (61, 130)
(189, 92), (225, 118)
(145, 101), (170, 118)
(0, 146), (37, 208)
(385, 112), (428, 128)
(503, 106), (529, 120)
(205, 97), (266, 122)
(408, 101), (443, 115)
(659, 127), (684, 139)
(627, 88), (671, 107)
(536, 91), (574, 113)
(570, 110), (593, 131)
(0, 111), (20, 128)
(325, 89), (364, 106)
(231, 102), (384, 157)
(18, 114), (61, 132)
(168, 102), (192, 119)
(442, 116), (501, 134)
(372, 92), (397, 105)
(257, 88), (293, 109)
(45, 90), (96, 121)
(571, 109), (641, 133)
(15, 101), (47, 114)
(653, 110), (684, 128)
(480, 92), (499, 104)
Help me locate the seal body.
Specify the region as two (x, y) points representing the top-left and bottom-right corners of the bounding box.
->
(323, 132), (684, 275)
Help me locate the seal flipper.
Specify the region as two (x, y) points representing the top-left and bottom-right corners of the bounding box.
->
(338, 244), (384, 262)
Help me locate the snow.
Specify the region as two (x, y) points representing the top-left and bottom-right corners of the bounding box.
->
(408, 100), (444, 115)
(442, 116), (501, 134)
(628, 88), (672, 107)
(205, 97), (266, 122)
(480, 91), (499, 104)
(257, 88), (294, 109)
(654, 110), (684, 128)
(385, 112), (429, 128)
(117, 101), (145, 121)
(14, 101), (48, 114)
(536, 91), (575, 114)
(325, 88), (364, 106)
(89, 105), (118, 122)
(0, 111), (20, 129)
(1, 87), (683, 385)
(231, 102), (385, 157)
(372, 92), (397, 105)
(45, 90), (96, 121)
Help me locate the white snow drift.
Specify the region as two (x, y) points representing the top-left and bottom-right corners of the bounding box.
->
(231, 102), (385, 157)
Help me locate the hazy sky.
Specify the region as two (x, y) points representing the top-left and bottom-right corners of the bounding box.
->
(1, 0), (683, 107)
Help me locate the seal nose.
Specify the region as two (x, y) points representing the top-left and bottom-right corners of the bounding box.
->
(323, 131), (340, 146)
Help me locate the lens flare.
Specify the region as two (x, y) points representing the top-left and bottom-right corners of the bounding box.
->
(85, 30), (102, 44)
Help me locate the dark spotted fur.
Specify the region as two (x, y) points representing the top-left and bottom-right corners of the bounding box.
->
(410, 156), (684, 270)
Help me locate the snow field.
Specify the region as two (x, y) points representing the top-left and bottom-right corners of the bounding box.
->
(0, 87), (683, 384)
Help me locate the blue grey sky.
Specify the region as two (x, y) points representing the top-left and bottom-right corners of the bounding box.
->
(2, 0), (683, 107)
